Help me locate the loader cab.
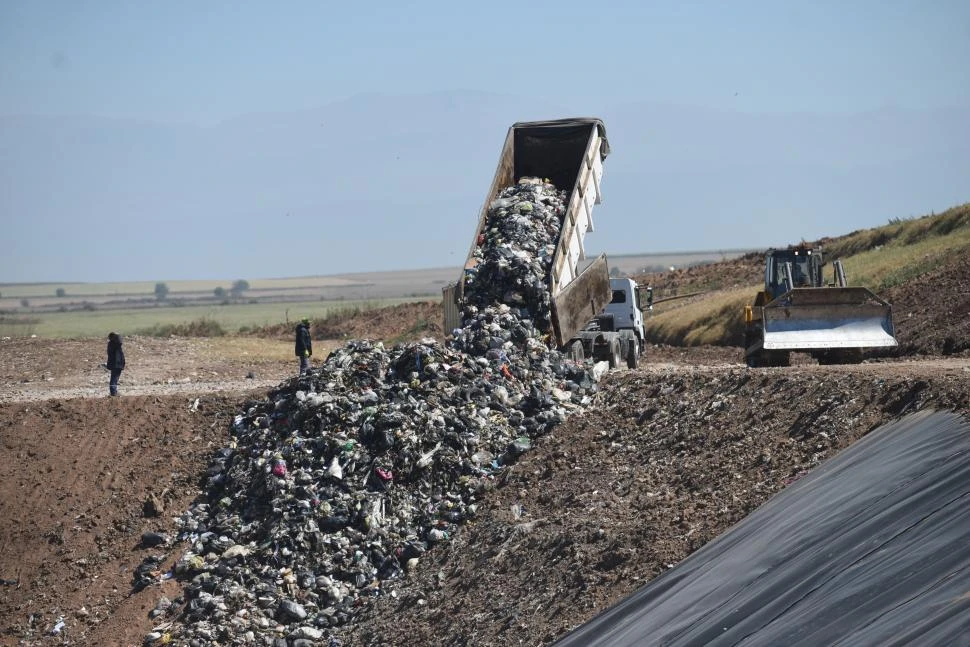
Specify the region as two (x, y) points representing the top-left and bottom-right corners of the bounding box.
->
(764, 247), (824, 300)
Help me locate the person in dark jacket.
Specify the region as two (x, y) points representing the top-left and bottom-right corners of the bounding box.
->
(295, 318), (312, 375)
(105, 332), (126, 396)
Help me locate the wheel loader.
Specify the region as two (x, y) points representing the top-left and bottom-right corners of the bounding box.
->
(743, 246), (897, 367)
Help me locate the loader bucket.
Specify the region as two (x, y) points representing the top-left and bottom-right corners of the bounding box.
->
(761, 287), (897, 351)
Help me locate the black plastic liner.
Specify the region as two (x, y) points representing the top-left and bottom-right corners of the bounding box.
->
(556, 410), (970, 646)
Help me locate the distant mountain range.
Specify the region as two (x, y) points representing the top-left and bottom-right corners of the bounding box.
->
(2, 91), (967, 282)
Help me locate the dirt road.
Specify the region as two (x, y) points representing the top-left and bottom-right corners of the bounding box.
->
(0, 336), (311, 403)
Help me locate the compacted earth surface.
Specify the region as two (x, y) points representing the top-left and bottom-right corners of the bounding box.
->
(1, 257), (969, 646)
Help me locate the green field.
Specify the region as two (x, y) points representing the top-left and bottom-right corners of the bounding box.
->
(0, 275), (370, 300)
(0, 297), (427, 339)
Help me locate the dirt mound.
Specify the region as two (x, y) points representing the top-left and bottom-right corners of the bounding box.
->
(0, 393), (256, 646)
(340, 361), (970, 646)
(634, 250), (763, 298)
(336, 300), (443, 343)
(251, 301), (444, 345)
(883, 251), (970, 356)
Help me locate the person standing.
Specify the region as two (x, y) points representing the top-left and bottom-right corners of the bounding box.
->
(106, 332), (125, 396)
(295, 318), (312, 375)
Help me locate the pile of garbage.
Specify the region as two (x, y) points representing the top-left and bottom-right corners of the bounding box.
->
(154, 179), (607, 646)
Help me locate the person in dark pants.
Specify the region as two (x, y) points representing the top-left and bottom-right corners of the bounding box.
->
(295, 318), (312, 375)
(105, 332), (126, 396)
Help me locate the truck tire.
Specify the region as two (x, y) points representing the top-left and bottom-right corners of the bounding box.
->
(608, 338), (622, 369)
(626, 339), (639, 369)
(568, 340), (585, 362)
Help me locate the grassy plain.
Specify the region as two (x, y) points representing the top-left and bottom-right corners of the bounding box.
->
(0, 276), (373, 300)
(0, 297), (428, 339)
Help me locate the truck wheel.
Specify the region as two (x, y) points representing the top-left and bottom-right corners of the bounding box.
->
(626, 339), (639, 369)
(608, 338), (622, 369)
(568, 340), (585, 362)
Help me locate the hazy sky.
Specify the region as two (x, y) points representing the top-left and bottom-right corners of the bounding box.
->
(1, 0), (969, 282)
(4, 0), (969, 122)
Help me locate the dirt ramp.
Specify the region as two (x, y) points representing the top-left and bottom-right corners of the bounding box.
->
(0, 394), (243, 645)
(555, 410), (970, 646)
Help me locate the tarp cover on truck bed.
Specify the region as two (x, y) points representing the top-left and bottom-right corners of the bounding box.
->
(510, 118), (610, 189)
(555, 410), (970, 646)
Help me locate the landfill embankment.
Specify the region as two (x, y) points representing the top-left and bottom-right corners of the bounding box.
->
(1, 351), (968, 645)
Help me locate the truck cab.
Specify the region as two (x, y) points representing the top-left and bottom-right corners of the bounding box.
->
(604, 278), (645, 339)
(570, 277), (646, 368)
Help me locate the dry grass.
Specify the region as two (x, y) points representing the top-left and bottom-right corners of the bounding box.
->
(646, 286), (755, 346)
(825, 204), (970, 260)
(841, 231), (970, 291)
(204, 336), (326, 363)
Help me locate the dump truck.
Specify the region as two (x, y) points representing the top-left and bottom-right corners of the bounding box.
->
(743, 245), (897, 367)
(443, 117), (645, 369)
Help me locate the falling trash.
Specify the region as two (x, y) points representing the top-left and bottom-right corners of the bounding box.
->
(158, 178), (613, 644)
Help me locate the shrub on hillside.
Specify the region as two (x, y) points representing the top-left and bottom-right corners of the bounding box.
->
(137, 317), (226, 337)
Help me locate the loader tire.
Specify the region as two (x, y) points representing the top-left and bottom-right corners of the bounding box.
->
(746, 350), (789, 368)
(818, 349), (863, 365)
(743, 329), (762, 368)
(568, 340), (585, 362)
(841, 349), (864, 364)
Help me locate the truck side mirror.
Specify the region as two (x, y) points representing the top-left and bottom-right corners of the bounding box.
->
(637, 286), (654, 311)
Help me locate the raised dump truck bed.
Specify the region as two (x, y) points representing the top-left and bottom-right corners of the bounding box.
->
(445, 118), (612, 346)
